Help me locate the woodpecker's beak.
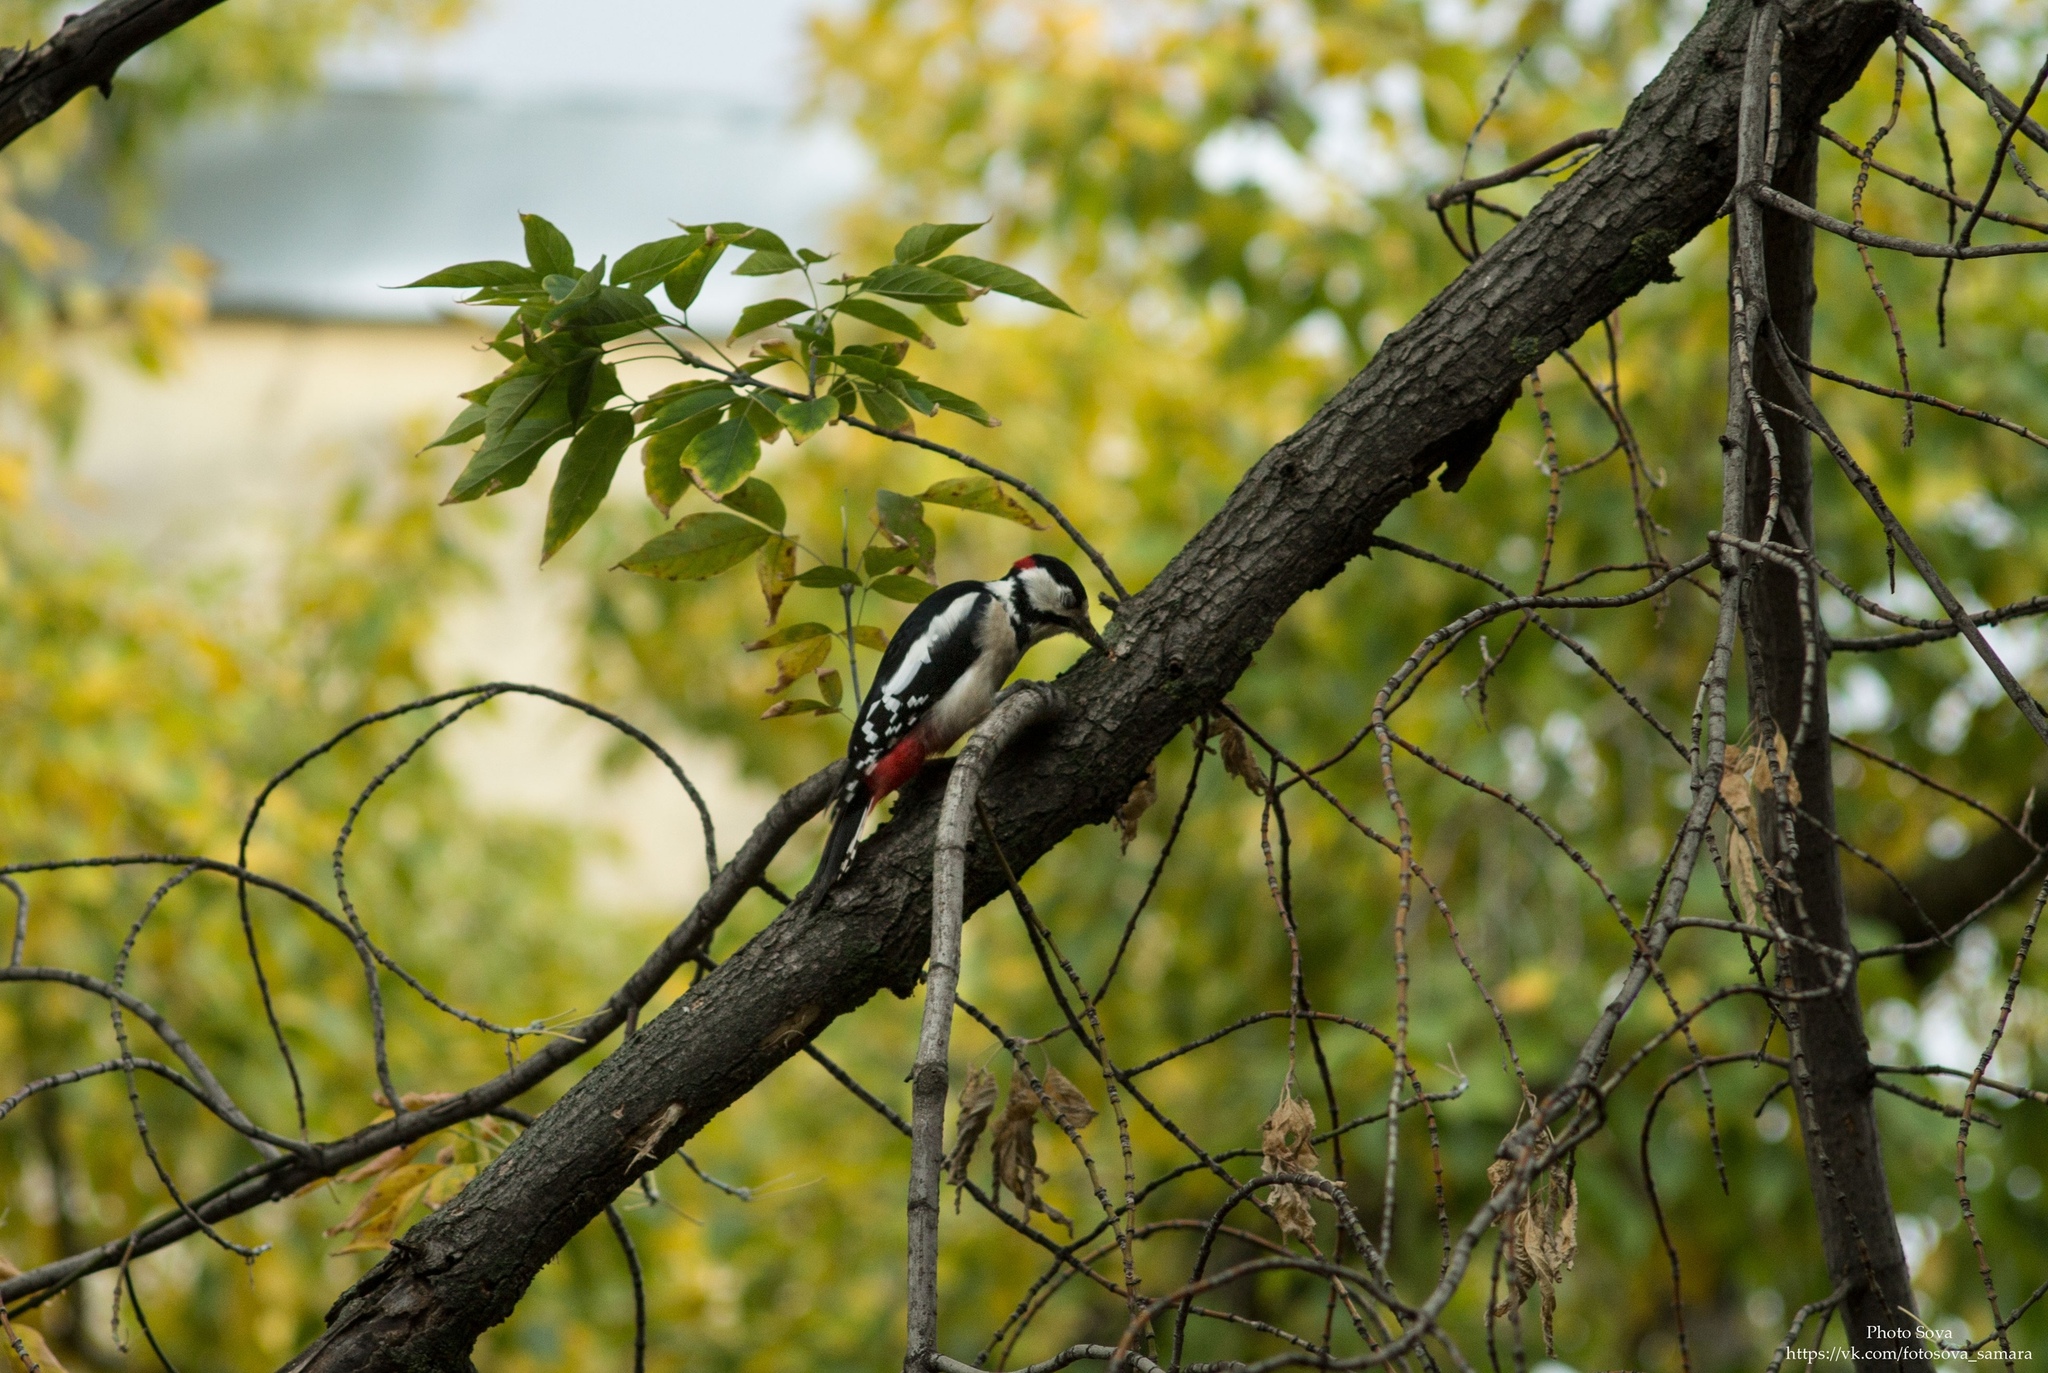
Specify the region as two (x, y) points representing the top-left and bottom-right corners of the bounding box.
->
(1068, 615), (1114, 658)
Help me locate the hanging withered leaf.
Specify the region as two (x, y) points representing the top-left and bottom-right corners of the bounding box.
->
(1210, 717), (1268, 795)
(945, 1065), (999, 1211)
(1487, 1152), (1578, 1356)
(1038, 1065), (1098, 1132)
(1717, 729), (1799, 922)
(1260, 1087), (1322, 1242)
(990, 1076), (1070, 1230)
(757, 535), (797, 626)
(1114, 760), (1158, 853)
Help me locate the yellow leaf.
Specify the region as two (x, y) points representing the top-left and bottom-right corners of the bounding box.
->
(757, 535), (797, 626)
(325, 1162), (440, 1244)
(423, 1162), (478, 1210)
(768, 635), (832, 694)
(918, 474), (1045, 528)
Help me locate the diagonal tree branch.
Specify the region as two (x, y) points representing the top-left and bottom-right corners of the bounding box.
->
(285, 0), (1895, 1365)
(0, 0), (230, 153)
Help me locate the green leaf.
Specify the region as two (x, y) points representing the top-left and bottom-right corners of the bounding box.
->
(740, 396), (784, 444)
(869, 574), (936, 604)
(734, 249), (803, 277)
(859, 384), (914, 434)
(404, 260), (537, 290)
(646, 406), (724, 470)
(776, 394), (838, 445)
(729, 298), (812, 341)
(685, 418), (762, 495)
(542, 409), (633, 563)
(542, 272), (582, 303)
(914, 382), (999, 427)
(927, 256), (1077, 314)
(844, 340), (911, 365)
(612, 232), (704, 290)
(920, 474), (1044, 527)
(816, 668), (843, 708)
(719, 477), (785, 530)
(522, 213), (576, 277)
(617, 512), (772, 580)
(563, 355), (622, 423)
(794, 564), (861, 589)
(895, 381), (940, 417)
(444, 371), (572, 503)
(744, 621), (832, 652)
(643, 430), (689, 516)
(834, 296), (934, 348)
(863, 263), (980, 304)
(829, 352), (913, 385)
(549, 285), (661, 336)
(663, 243), (725, 312)
(863, 544), (919, 576)
(874, 489), (936, 570)
(634, 378), (723, 420)
(893, 221), (986, 265)
(797, 248), (832, 265)
(706, 224), (791, 254)
(425, 401), (487, 450)
(853, 625), (889, 652)
(642, 386), (735, 434)
(926, 300), (967, 327)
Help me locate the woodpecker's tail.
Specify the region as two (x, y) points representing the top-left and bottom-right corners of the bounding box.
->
(808, 794), (869, 899)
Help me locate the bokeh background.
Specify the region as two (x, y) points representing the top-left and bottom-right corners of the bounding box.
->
(3, 0), (2047, 1368)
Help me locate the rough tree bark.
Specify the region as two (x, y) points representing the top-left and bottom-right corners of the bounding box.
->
(283, 1), (1896, 1365)
(0, 0), (231, 153)
(1741, 128), (1920, 1357)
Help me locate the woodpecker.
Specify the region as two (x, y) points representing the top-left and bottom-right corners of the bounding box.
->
(811, 554), (1109, 894)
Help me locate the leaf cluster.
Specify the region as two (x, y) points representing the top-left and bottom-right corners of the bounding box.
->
(411, 215), (1065, 712)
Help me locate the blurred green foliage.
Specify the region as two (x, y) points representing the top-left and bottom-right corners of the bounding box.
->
(6, 0), (2048, 1369)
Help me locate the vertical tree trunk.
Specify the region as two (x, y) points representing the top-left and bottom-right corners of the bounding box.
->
(1740, 126), (1920, 1361)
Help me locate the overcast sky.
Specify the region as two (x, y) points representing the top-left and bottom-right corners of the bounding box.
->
(327, 0), (842, 103)
(145, 0), (866, 319)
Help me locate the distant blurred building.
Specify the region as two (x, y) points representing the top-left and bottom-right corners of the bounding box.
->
(141, 86), (861, 322)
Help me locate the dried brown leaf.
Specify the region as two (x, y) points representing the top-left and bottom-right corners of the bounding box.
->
(991, 1077), (1069, 1230)
(1038, 1065), (1098, 1132)
(626, 1102), (685, 1169)
(1261, 1088), (1321, 1241)
(1114, 761), (1158, 853)
(370, 1089), (457, 1111)
(1487, 1150), (1578, 1355)
(946, 1065), (999, 1209)
(1214, 718), (1268, 795)
(1719, 730), (1800, 922)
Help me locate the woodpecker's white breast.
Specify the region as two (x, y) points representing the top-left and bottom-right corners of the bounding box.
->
(911, 585), (1023, 754)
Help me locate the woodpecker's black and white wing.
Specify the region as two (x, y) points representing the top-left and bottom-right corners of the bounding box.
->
(848, 579), (992, 777)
